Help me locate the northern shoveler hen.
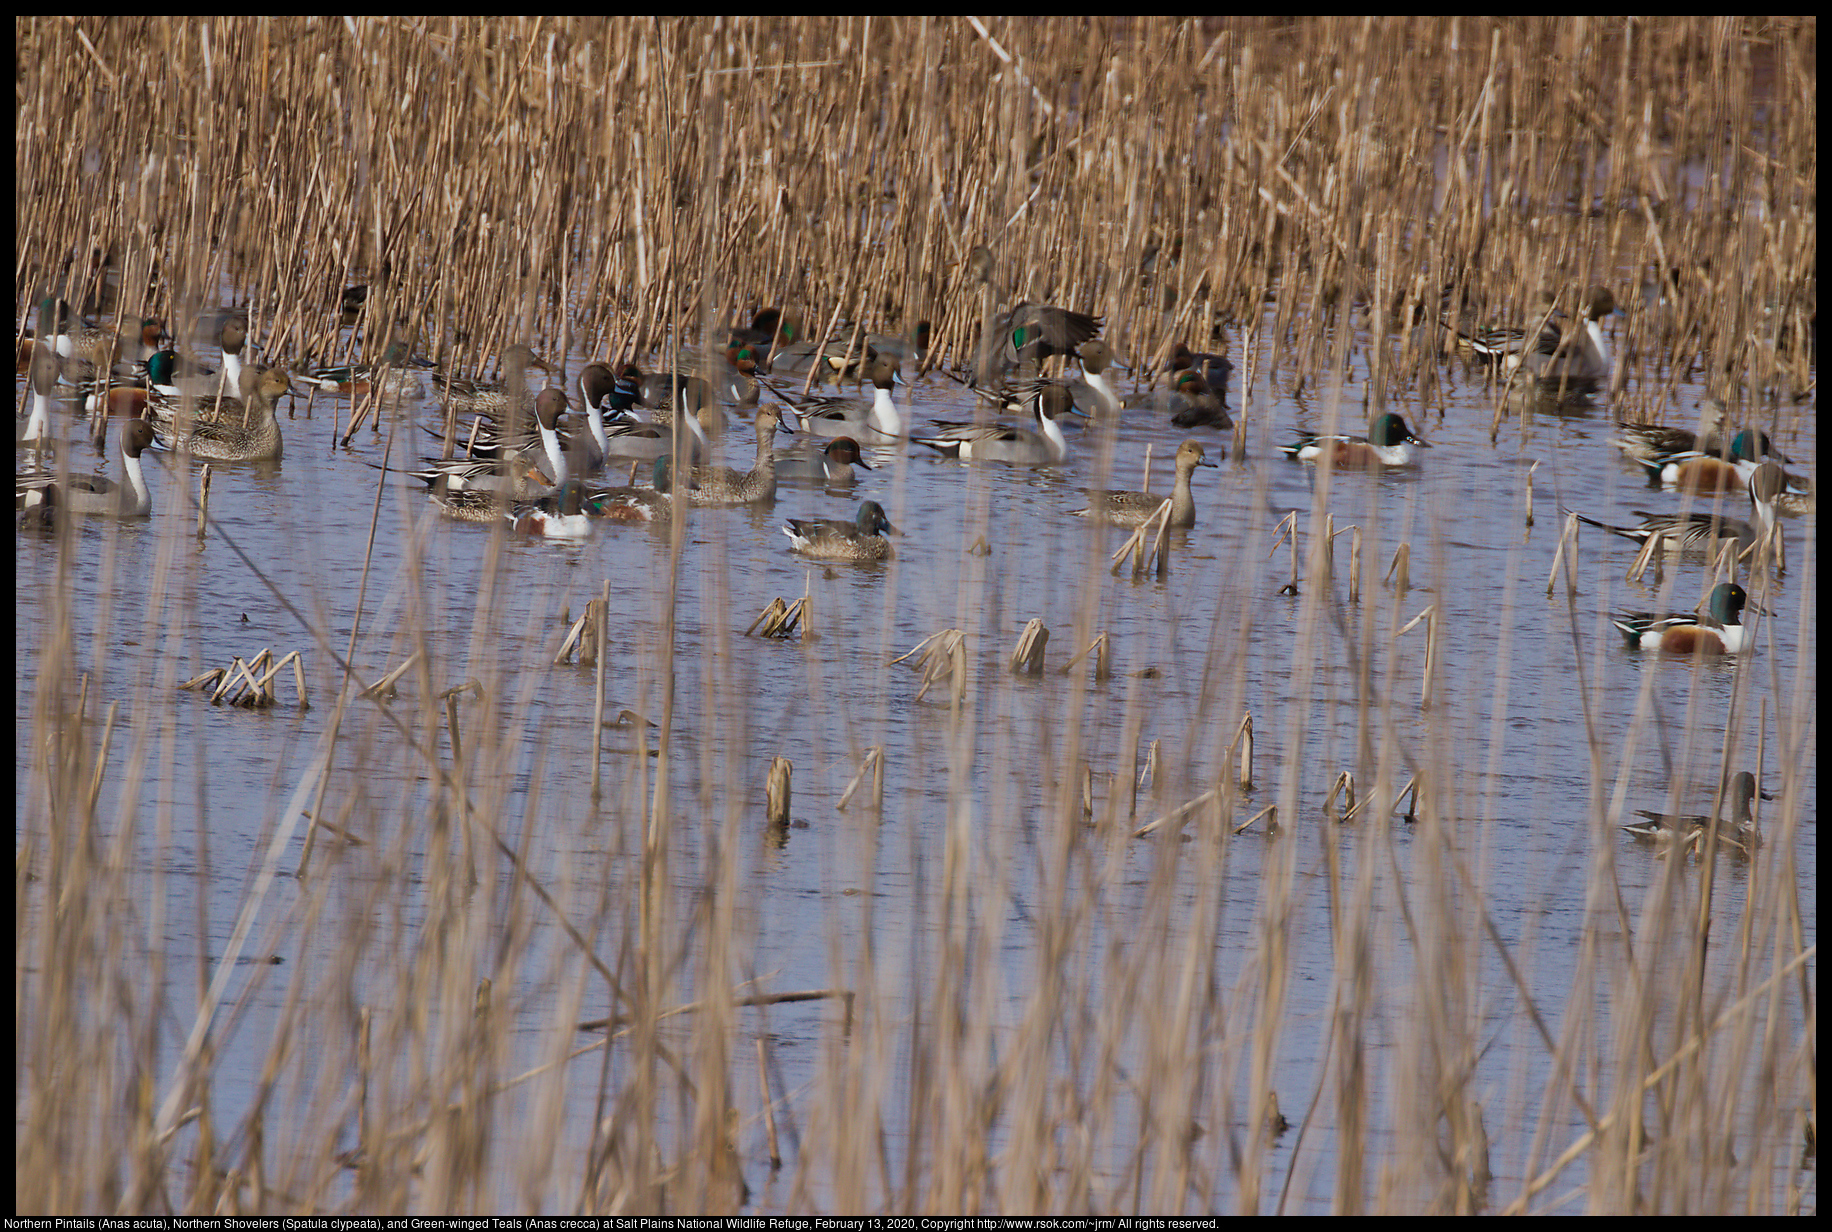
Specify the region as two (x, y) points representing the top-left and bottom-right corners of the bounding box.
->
(782, 499), (897, 561)
(1622, 771), (1765, 854)
(914, 385), (1085, 465)
(1072, 439), (1218, 528)
(1280, 412), (1430, 468)
(1609, 581), (1766, 654)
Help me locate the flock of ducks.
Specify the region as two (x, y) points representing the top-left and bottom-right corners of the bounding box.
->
(14, 272), (1810, 844)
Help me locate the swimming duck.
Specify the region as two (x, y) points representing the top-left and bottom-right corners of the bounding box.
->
(773, 355), (904, 439)
(1570, 461), (1788, 556)
(408, 452), (551, 500)
(1622, 771), (1764, 854)
(151, 367), (292, 462)
(1510, 286), (1618, 384)
(1636, 430), (1790, 493)
(507, 479), (593, 540)
(1120, 370), (1210, 418)
(18, 347), (61, 453)
(775, 436), (876, 486)
(1064, 340), (1122, 419)
(35, 420), (158, 518)
(1161, 341), (1233, 390)
(1072, 440), (1218, 528)
(1609, 581), (1765, 654)
(432, 343), (553, 414)
(783, 499), (897, 561)
(913, 385), (1084, 465)
(1280, 412), (1431, 468)
(584, 455), (680, 523)
(684, 405), (789, 505)
(727, 306), (806, 354)
(302, 341), (428, 398)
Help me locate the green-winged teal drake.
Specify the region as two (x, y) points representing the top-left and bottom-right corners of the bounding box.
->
(783, 499), (897, 561)
(1072, 440), (1218, 528)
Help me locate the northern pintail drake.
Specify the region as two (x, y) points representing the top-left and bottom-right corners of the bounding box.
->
(585, 455), (678, 523)
(30, 420), (158, 518)
(783, 499), (897, 561)
(776, 354), (904, 439)
(217, 317), (252, 396)
(409, 452), (551, 500)
(151, 367), (292, 461)
(914, 385), (1084, 465)
(580, 364), (709, 461)
(1064, 340), (1122, 418)
(1622, 771), (1764, 854)
(1280, 412), (1430, 468)
(433, 343), (552, 414)
(507, 480), (592, 540)
(1072, 440), (1218, 528)
(1509, 286), (1618, 384)
(684, 405), (789, 505)
(18, 347), (60, 452)
(1610, 581), (1765, 654)
(303, 341), (428, 398)
(963, 246), (1104, 381)
(1572, 461), (1787, 554)
(16, 480), (58, 532)
(775, 435), (875, 486)
(628, 364), (724, 437)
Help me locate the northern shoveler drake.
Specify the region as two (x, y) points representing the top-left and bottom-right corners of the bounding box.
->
(773, 354), (904, 439)
(507, 479), (592, 540)
(1636, 430), (1800, 493)
(1622, 771), (1765, 854)
(775, 436), (876, 486)
(302, 341), (428, 398)
(20, 420), (158, 518)
(1072, 439), (1219, 528)
(1280, 412), (1431, 468)
(684, 405), (789, 505)
(783, 499), (897, 561)
(150, 366), (292, 461)
(1609, 581), (1766, 654)
(584, 455), (680, 523)
(963, 246), (1104, 377)
(913, 384), (1085, 465)
(432, 343), (552, 414)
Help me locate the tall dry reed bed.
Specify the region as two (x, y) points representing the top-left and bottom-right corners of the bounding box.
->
(17, 16), (1816, 1215)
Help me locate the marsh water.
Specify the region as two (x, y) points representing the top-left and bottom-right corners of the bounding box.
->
(16, 304), (1816, 1213)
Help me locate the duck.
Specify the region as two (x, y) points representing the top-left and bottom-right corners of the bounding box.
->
(773, 354), (904, 439)
(408, 452), (551, 500)
(18, 347), (61, 453)
(1171, 387), (1233, 431)
(150, 367), (292, 462)
(16, 480), (58, 533)
(31, 420), (158, 518)
(579, 364), (709, 462)
(727, 305), (806, 354)
(1636, 430), (1794, 493)
(1570, 461), (1789, 556)
(1622, 771), (1764, 854)
(775, 436), (876, 486)
(1072, 440), (1218, 528)
(1609, 581), (1765, 654)
(1064, 340), (1122, 418)
(1510, 286), (1618, 384)
(1161, 341), (1233, 390)
(783, 499), (897, 561)
(302, 341), (428, 398)
(913, 385), (1084, 465)
(628, 364), (724, 437)
(432, 343), (553, 414)
(962, 246), (1103, 381)
(1120, 370), (1210, 417)
(584, 455), (679, 523)
(1280, 412), (1430, 468)
(864, 321), (930, 366)
(507, 480), (593, 540)
(684, 405), (789, 505)
(1612, 400), (1742, 464)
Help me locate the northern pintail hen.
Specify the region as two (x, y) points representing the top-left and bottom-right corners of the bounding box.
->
(1280, 412), (1430, 468)
(783, 500), (897, 561)
(914, 385), (1085, 465)
(151, 367), (292, 461)
(775, 436), (875, 486)
(774, 355), (904, 439)
(1072, 440), (1218, 528)
(1610, 581), (1766, 654)
(433, 343), (553, 414)
(963, 246), (1104, 381)
(684, 405), (789, 505)
(1622, 771), (1765, 854)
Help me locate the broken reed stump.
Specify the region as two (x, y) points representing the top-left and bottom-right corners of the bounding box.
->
(1009, 618), (1049, 674)
(177, 648), (309, 709)
(746, 597), (806, 640)
(766, 757), (792, 831)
